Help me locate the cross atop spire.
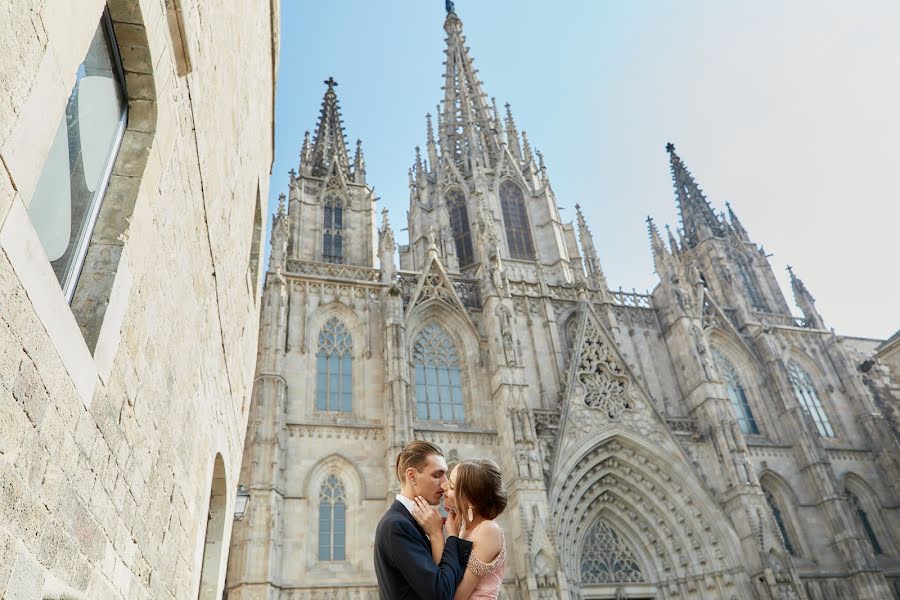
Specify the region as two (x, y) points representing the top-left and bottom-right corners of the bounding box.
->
(309, 76), (351, 178)
(666, 143), (724, 248)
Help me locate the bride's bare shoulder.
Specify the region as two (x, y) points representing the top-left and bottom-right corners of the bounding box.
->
(471, 520), (503, 553)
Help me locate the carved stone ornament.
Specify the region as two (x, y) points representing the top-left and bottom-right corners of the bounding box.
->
(577, 318), (633, 420)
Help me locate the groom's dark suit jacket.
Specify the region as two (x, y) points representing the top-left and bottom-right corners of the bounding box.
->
(374, 499), (473, 600)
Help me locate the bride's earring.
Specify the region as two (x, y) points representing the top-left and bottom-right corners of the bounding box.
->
(467, 507), (474, 522)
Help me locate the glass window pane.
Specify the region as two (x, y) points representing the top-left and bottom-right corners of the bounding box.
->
(334, 206), (342, 229)
(28, 15), (127, 294)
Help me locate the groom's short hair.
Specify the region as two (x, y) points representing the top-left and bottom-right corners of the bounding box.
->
(395, 440), (443, 482)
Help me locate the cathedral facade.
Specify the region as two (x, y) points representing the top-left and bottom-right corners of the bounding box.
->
(226, 7), (899, 600)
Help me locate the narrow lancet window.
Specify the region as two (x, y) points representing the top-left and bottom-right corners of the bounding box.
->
(316, 318), (353, 412)
(764, 489), (797, 556)
(847, 491), (883, 555)
(318, 474), (346, 561)
(499, 180), (535, 260)
(413, 323), (464, 422)
(446, 188), (474, 267)
(323, 193), (344, 263)
(737, 257), (767, 311)
(786, 360), (834, 437)
(713, 350), (760, 435)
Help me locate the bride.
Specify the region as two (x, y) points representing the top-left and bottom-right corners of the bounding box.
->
(412, 458), (507, 600)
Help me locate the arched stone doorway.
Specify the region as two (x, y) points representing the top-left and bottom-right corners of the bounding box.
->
(198, 453), (227, 599)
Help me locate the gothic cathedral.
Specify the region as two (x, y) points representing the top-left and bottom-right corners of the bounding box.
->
(225, 7), (900, 600)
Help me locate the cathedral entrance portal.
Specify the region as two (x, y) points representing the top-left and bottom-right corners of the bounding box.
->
(581, 587), (657, 600)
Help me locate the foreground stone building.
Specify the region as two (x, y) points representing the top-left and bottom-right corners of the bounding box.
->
(0, 0), (277, 598)
(227, 6), (899, 600)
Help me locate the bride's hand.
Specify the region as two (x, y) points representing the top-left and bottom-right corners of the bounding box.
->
(445, 507), (461, 539)
(411, 496), (444, 538)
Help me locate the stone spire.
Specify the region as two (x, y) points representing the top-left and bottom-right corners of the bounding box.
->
(439, 7), (502, 172)
(726, 201), (749, 241)
(648, 216), (679, 283)
(425, 113), (439, 167)
(299, 130), (311, 174)
(666, 223), (680, 256)
(269, 193), (290, 270)
(576, 204), (608, 291)
(504, 103), (522, 159)
(666, 143), (724, 248)
(788, 266), (825, 329)
(353, 139), (366, 184)
(379, 208), (396, 283)
(309, 77), (351, 178)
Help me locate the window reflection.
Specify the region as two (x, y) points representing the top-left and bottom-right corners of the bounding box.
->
(28, 12), (127, 299)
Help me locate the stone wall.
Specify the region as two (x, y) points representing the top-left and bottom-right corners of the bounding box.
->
(0, 0), (277, 598)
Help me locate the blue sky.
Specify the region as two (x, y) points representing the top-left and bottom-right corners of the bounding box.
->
(267, 0), (900, 340)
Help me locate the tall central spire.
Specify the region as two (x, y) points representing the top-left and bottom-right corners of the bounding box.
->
(666, 143), (724, 248)
(308, 77), (351, 178)
(439, 8), (502, 172)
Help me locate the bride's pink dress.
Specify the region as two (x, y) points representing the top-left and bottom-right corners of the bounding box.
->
(465, 529), (506, 599)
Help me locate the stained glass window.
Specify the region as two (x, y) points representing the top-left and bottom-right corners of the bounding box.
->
(318, 474), (346, 561)
(737, 257), (767, 311)
(713, 350), (760, 435)
(847, 491), (883, 555)
(499, 180), (535, 260)
(580, 520), (645, 584)
(764, 489), (796, 555)
(323, 194), (344, 263)
(316, 318), (352, 412)
(786, 360), (834, 438)
(446, 188), (474, 267)
(413, 323), (464, 422)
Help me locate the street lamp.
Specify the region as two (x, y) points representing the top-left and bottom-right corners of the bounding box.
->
(234, 484), (251, 520)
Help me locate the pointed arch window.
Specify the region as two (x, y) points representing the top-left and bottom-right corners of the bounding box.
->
(847, 490), (883, 555)
(446, 188), (474, 267)
(764, 489), (797, 556)
(413, 323), (464, 422)
(316, 318), (353, 412)
(736, 257), (767, 311)
(580, 520), (646, 584)
(323, 193), (344, 263)
(786, 360), (834, 438)
(499, 180), (535, 260)
(713, 349), (760, 435)
(318, 474), (346, 561)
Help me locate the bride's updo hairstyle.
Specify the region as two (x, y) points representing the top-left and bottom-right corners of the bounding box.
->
(455, 458), (508, 520)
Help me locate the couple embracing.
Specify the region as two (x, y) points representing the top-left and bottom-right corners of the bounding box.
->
(375, 441), (507, 599)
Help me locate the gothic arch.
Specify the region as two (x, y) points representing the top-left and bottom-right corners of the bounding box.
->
(841, 473), (895, 557)
(305, 453), (366, 503)
(406, 303), (483, 424)
(301, 302), (368, 417)
(498, 178), (536, 261)
(708, 335), (768, 435)
(303, 454), (365, 569)
(443, 186), (474, 267)
(783, 351), (839, 438)
(305, 301), (367, 360)
(491, 146), (532, 193)
(758, 470), (808, 557)
(576, 508), (658, 588)
(197, 453), (228, 599)
(551, 433), (752, 598)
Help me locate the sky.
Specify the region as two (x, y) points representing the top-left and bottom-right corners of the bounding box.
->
(267, 0), (900, 341)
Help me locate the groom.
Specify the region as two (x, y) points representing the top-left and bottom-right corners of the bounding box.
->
(375, 440), (472, 599)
